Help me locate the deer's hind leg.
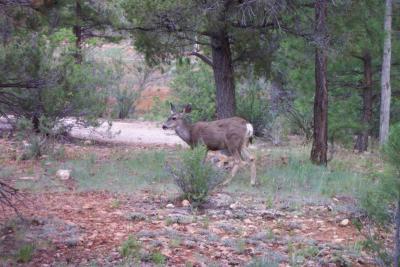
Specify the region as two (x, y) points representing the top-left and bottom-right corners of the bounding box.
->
(222, 149), (241, 186)
(241, 147), (257, 186)
(222, 136), (243, 185)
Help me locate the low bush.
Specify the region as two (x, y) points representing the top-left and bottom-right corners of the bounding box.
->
(120, 236), (142, 259)
(16, 243), (35, 263)
(166, 145), (224, 206)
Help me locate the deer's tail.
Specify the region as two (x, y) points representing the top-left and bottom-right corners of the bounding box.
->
(245, 123), (254, 144)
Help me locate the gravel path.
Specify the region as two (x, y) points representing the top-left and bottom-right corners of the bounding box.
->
(70, 120), (188, 146)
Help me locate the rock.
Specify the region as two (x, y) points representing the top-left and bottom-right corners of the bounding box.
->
(272, 229), (281, 235)
(181, 199), (190, 207)
(229, 201), (240, 209)
(233, 211), (246, 219)
(19, 176), (36, 180)
(167, 214), (193, 225)
(287, 222), (302, 230)
(56, 169), (71, 180)
(244, 218), (252, 224)
(211, 193), (233, 208)
(225, 210), (232, 216)
(166, 203), (175, 208)
(82, 204), (93, 210)
(64, 238), (80, 247)
(84, 140), (92, 145)
(125, 212), (147, 221)
(339, 219), (349, 227)
(183, 240), (196, 248)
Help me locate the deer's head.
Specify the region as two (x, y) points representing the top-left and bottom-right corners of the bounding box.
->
(162, 103), (192, 130)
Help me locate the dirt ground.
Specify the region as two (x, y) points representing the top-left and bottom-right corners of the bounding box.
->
(70, 120), (187, 147)
(0, 190), (375, 266)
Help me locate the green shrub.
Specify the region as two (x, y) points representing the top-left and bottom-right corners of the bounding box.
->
(383, 124), (400, 172)
(150, 251), (166, 265)
(358, 124), (400, 224)
(16, 243), (35, 263)
(115, 88), (140, 119)
(120, 236), (141, 259)
(167, 145), (223, 206)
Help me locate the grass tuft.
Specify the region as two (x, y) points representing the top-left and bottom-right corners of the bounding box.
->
(16, 243), (35, 263)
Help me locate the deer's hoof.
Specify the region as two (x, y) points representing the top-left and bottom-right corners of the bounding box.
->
(250, 181), (260, 187)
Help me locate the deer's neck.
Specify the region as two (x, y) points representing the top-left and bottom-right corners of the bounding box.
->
(175, 120), (192, 146)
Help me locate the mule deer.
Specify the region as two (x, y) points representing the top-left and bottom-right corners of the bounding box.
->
(162, 103), (257, 185)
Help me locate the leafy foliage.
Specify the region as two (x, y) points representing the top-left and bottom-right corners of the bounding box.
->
(236, 77), (270, 136)
(0, 35), (111, 128)
(383, 124), (400, 172)
(171, 60), (216, 122)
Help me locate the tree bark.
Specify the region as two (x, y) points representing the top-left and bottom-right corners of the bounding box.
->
(310, 0), (328, 166)
(211, 31), (236, 119)
(73, 0), (83, 64)
(379, 0), (392, 145)
(355, 51), (373, 152)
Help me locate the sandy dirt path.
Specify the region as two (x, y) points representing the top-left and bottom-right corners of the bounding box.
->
(70, 120), (188, 147)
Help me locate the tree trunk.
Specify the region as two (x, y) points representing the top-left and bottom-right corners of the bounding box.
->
(73, 0), (83, 64)
(211, 32), (236, 119)
(379, 0), (392, 145)
(355, 51), (373, 152)
(395, 199), (400, 267)
(310, 0), (328, 166)
(32, 115), (40, 133)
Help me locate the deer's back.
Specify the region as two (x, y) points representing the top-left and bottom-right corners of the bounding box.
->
(190, 117), (249, 150)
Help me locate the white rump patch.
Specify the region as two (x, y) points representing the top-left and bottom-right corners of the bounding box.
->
(245, 123), (254, 138)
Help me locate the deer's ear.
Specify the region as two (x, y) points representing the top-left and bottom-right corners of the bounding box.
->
(184, 104), (192, 113)
(170, 103), (176, 114)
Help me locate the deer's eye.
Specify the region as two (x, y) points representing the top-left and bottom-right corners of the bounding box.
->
(172, 117), (177, 120)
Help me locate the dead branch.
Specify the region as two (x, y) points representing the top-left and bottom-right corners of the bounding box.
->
(0, 180), (23, 217)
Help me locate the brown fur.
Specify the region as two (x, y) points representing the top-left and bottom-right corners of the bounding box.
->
(162, 104), (257, 185)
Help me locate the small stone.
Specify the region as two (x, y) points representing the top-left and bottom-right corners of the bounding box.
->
(183, 240), (196, 248)
(19, 176), (36, 180)
(64, 238), (79, 247)
(56, 169), (71, 180)
(225, 210), (232, 216)
(84, 140), (92, 145)
(182, 199), (190, 207)
(83, 204), (93, 210)
(167, 214), (193, 225)
(244, 218), (252, 224)
(166, 203), (175, 208)
(339, 219), (349, 227)
(272, 229), (281, 235)
(229, 201), (240, 209)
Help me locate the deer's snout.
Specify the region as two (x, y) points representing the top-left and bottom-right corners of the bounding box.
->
(162, 124), (168, 130)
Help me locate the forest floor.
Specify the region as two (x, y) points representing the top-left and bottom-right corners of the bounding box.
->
(0, 125), (393, 266)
